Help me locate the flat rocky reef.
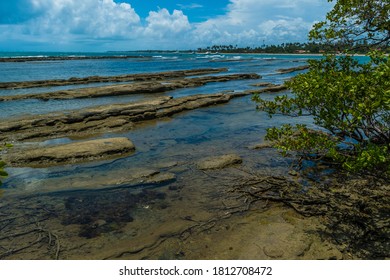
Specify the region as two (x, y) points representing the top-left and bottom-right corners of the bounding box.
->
(0, 68), (228, 90)
(1, 66), (288, 167)
(1, 85), (289, 167)
(1, 94), (232, 144)
(6, 137), (136, 167)
(0, 72), (259, 101)
(1, 66), (387, 260)
(276, 65), (310, 73)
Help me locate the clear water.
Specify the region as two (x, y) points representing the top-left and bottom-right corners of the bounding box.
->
(0, 52), (340, 259)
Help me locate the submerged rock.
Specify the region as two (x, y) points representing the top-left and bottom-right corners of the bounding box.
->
(6, 137), (135, 167)
(143, 172), (176, 185)
(196, 154), (243, 170)
(62, 187), (169, 239)
(248, 142), (273, 150)
(111, 170), (177, 188)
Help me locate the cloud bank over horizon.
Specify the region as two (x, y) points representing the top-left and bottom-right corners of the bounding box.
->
(0, 0), (333, 51)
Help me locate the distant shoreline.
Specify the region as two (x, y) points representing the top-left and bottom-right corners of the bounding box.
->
(0, 55), (141, 63)
(0, 51), (368, 63)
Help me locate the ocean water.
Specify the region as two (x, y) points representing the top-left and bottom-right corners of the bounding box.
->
(0, 52), (313, 118)
(0, 52), (336, 259)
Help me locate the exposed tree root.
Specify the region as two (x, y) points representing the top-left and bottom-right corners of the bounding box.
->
(222, 168), (390, 259)
(0, 201), (61, 260)
(0, 223), (61, 259)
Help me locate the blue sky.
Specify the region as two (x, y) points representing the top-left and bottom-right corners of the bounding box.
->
(126, 0), (227, 22)
(0, 0), (334, 52)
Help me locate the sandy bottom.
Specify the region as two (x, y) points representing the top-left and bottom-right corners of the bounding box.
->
(131, 206), (344, 260)
(0, 164), (347, 260)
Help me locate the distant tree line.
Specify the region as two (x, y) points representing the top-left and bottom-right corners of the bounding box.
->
(195, 41), (389, 54)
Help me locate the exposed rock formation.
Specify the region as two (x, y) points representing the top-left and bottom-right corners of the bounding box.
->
(0, 93), (233, 142)
(6, 137), (135, 167)
(227, 84), (287, 99)
(276, 65), (309, 74)
(0, 68), (228, 90)
(251, 82), (275, 87)
(0, 80), (290, 144)
(0, 73), (260, 101)
(245, 84), (288, 94)
(196, 154), (243, 170)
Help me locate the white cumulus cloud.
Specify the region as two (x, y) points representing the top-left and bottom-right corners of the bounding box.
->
(192, 0), (332, 47)
(0, 0), (334, 51)
(258, 17), (313, 39)
(27, 0), (141, 38)
(144, 9), (191, 38)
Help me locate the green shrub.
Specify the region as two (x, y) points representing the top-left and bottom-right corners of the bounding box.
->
(254, 0), (390, 177)
(254, 52), (389, 176)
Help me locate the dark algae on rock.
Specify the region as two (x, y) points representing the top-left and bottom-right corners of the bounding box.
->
(63, 189), (167, 239)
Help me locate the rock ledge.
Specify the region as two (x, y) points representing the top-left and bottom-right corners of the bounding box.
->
(196, 154), (243, 170)
(7, 137), (135, 167)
